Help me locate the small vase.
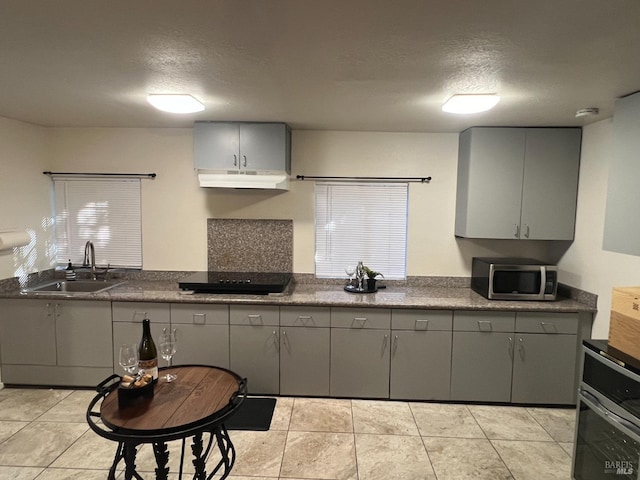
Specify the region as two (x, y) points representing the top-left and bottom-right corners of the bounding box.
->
(366, 278), (377, 291)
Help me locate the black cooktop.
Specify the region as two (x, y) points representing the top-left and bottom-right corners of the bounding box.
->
(178, 271), (292, 295)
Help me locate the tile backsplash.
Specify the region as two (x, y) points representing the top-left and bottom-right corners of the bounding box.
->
(207, 218), (293, 272)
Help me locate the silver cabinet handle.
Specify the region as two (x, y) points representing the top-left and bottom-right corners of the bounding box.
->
(248, 314), (262, 325)
(540, 322), (557, 333)
(233, 154), (237, 166)
(392, 334), (399, 355)
(353, 317), (367, 328)
(518, 337), (525, 359)
(54, 303), (62, 317)
(192, 313), (206, 325)
(514, 224), (520, 238)
(297, 315), (312, 326)
(415, 319), (429, 330)
(478, 320), (492, 331)
(272, 330), (279, 352)
(243, 155), (247, 167)
(508, 337), (514, 359)
(45, 302), (52, 317)
(382, 333), (389, 353)
(524, 224), (530, 238)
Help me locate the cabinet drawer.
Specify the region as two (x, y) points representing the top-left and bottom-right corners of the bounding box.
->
(112, 302), (170, 323)
(453, 311), (515, 332)
(392, 309), (452, 331)
(331, 308), (391, 329)
(171, 304), (229, 325)
(280, 306), (330, 327)
(515, 312), (578, 334)
(230, 305), (279, 326)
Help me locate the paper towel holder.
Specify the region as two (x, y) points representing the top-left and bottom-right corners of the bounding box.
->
(0, 230), (32, 251)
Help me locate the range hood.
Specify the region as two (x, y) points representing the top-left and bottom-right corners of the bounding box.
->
(197, 171), (290, 190)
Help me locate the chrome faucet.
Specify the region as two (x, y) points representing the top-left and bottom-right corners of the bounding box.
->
(83, 241), (97, 280)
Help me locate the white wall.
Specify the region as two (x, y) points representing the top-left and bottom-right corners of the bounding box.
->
(558, 118), (640, 339)
(0, 117), (54, 281)
(47, 127), (557, 275)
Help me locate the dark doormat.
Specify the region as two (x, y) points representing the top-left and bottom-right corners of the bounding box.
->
(226, 397), (277, 431)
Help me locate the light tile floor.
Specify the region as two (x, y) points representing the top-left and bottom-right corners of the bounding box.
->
(0, 386), (576, 480)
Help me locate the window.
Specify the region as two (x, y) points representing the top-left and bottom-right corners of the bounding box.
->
(53, 178), (142, 268)
(315, 182), (408, 279)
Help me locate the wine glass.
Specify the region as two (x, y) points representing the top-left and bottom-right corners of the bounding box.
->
(159, 330), (177, 382)
(344, 265), (356, 287)
(118, 344), (138, 375)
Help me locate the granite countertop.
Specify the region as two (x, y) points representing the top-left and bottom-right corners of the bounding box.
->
(0, 277), (597, 312)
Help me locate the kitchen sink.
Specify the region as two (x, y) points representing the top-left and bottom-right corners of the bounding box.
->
(23, 280), (123, 295)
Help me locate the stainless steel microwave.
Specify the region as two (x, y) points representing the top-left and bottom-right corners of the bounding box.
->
(471, 257), (558, 301)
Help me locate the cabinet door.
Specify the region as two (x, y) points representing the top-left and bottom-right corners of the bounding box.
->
(171, 324), (229, 368)
(451, 331), (513, 402)
(55, 300), (112, 367)
(390, 330), (452, 400)
(280, 327), (330, 396)
(0, 299), (56, 365)
(455, 127), (526, 239)
(239, 123), (289, 172)
(603, 93), (640, 255)
(520, 128), (581, 240)
(511, 333), (578, 404)
(170, 304), (229, 367)
(330, 328), (390, 398)
(194, 122), (240, 170)
(229, 325), (279, 395)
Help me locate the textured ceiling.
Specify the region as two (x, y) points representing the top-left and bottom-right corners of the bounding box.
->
(1, 0), (638, 132)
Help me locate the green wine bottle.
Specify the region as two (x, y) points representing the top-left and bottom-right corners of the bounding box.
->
(138, 317), (158, 380)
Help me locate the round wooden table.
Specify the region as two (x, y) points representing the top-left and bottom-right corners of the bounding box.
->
(86, 365), (247, 480)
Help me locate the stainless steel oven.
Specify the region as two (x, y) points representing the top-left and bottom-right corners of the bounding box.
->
(573, 340), (640, 479)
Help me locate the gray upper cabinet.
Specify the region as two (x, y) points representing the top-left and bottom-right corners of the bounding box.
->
(194, 122), (291, 173)
(455, 127), (581, 240)
(603, 92), (640, 256)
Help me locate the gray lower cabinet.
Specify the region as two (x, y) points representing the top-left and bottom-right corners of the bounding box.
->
(170, 304), (230, 368)
(112, 302), (170, 375)
(451, 310), (580, 404)
(229, 305), (280, 395)
(390, 309), (453, 400)
(450, 311), (516, 402)
(0, 298), (112, 386)
(511, 312), (579, 404)
(280, 306), (330, 396)
(330, 308), (391, 398)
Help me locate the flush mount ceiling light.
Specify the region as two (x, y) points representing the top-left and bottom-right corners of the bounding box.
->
(442, 94), (500, 114)
(146, 94), (205, 114)
(575, 107), (600, 118)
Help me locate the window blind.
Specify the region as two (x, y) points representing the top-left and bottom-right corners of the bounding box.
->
(315, 182), (408, 279)
(54, 178), (142, 268)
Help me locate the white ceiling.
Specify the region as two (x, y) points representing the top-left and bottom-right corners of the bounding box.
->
(1, 0), (639, 132)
